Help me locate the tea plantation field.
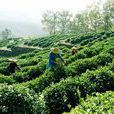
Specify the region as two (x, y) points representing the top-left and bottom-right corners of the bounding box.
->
(0, 32), (114, 114)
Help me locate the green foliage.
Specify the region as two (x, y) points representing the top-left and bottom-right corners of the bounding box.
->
(24, 34), (75, 48)
(39, 68), (114, 114)
(1, 31), (114, 114)
(67, 53), (113, 76)
(64, 91), (114, 114)
(0, 75), (15, 84)
(20, 67), (67, 93)
(70, 32), (114, 46)
(14, 60), (47, 83)
(0, 84), (39, 114)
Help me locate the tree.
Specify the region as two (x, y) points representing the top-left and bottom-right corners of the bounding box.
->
(1, 28), (12, 39)
(57, 11), (72, 34)
(103, 0), (114, 32)
(41, 11), (57, 35)
(69, 11), (89, 35)
(86, 2), (103, 33)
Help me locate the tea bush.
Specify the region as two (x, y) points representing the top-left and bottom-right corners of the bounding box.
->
(39, 68), (114, 114)
(0, 84), (39, 114)
(64, 91), (114, 114)
(0, 75), (15, 84)
(1, 31), (114, 114)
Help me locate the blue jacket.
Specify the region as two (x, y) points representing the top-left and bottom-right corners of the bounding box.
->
(47, 52), (64, 68)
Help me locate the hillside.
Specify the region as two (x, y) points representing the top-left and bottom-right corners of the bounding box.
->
(0, 32), (114, 114)
(0, 20), (45, 37)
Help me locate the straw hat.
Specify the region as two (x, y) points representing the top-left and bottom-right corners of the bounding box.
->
(51, 47), (60, 54)
(72, 47), (77, 50)
(8, 58), (18, 62)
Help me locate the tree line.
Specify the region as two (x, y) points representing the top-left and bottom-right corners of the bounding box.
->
(41, 0), (114, 35)
(0, 28), (13, 39)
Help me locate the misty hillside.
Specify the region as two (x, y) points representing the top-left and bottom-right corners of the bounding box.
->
(0, 20), (45, 37)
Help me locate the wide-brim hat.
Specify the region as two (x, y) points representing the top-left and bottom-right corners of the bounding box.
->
(8, 58), (18, 62)
(51, 47), (60, 54)
(72, 46), (77, 50)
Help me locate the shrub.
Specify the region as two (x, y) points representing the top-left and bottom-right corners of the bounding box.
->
(0, 75), (15, 84)
(0, 84), (39, 114)
(64, 91), (114, 114)
(67, 53), (113, 76)
(39, 68), (114, 114)
(20, 66), (67, 93)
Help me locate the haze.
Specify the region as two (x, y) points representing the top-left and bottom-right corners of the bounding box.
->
(0, 0), (105, 37)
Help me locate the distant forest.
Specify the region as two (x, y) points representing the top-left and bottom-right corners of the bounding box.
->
(42, 0), (114, 35)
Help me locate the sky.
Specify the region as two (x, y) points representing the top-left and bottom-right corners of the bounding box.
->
(0, 0), (106, 36)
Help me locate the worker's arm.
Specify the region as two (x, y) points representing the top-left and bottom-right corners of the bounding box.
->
(16, 65), (21, 71)
(58, 54), (66, 63)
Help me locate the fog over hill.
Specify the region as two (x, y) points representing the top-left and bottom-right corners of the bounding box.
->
(0, 0), (105, 37)
(0, 20), (46, 37)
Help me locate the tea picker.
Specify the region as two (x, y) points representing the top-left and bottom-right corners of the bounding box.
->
(71, 46), (78, 55)
(47, 47), (66, 69)
(7, 58), (21, 75)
